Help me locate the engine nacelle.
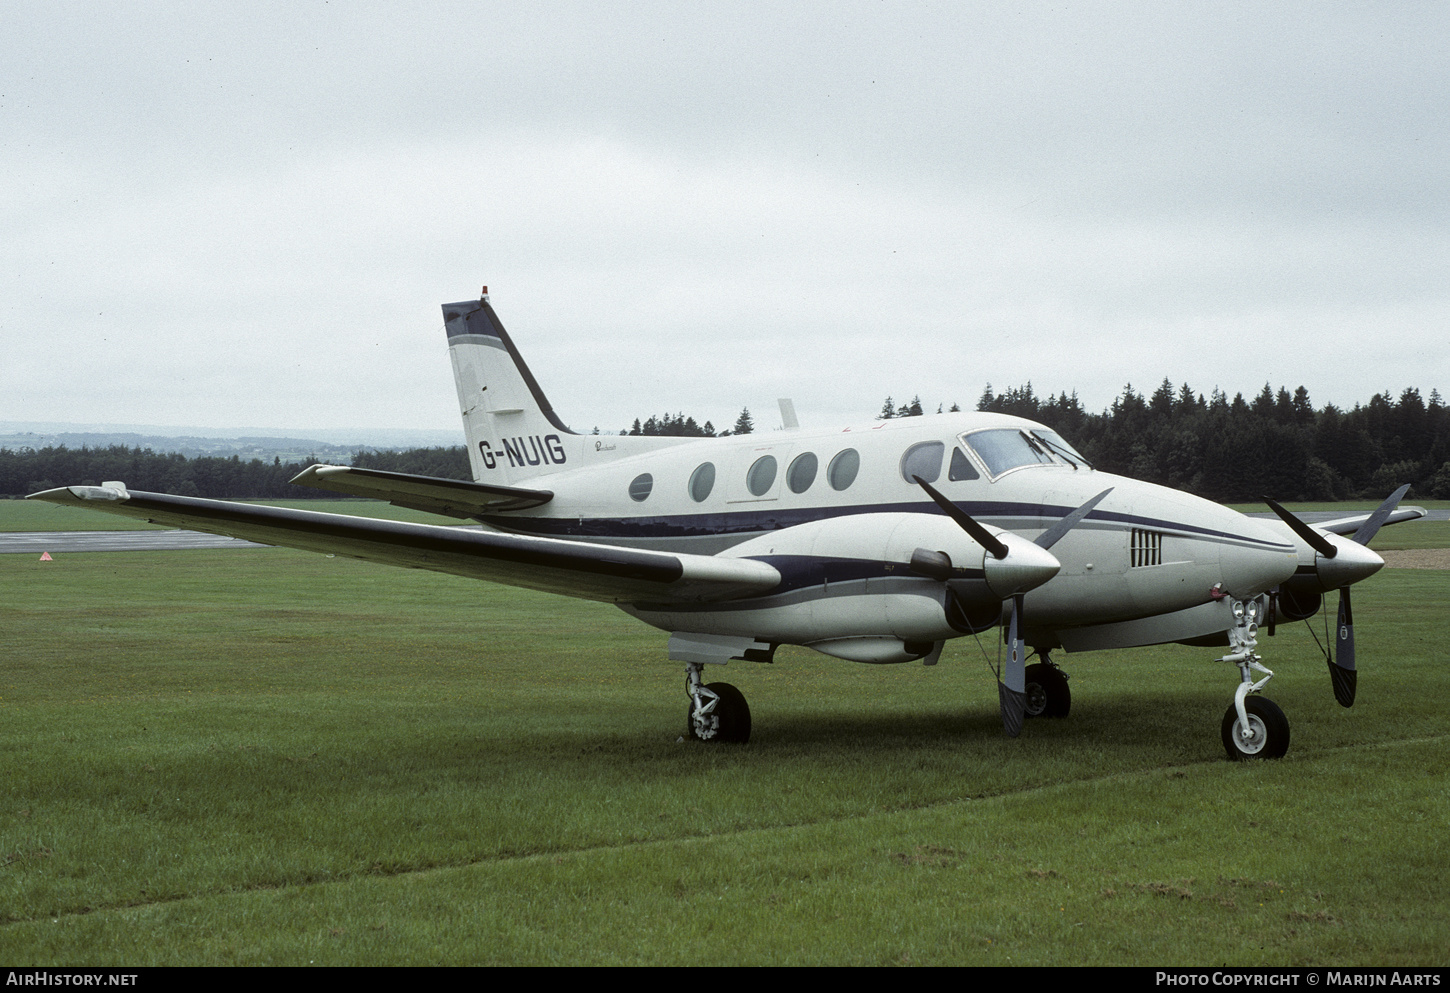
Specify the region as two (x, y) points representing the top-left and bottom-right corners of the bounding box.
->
(723, 512), (1059, 605)
(625, 513), (1060, 657)
(1277, 584), (1323, 622)
(723, 512), (987, 573)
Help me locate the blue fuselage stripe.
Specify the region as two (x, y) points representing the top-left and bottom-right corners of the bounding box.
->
(479, 500), (1283, 549)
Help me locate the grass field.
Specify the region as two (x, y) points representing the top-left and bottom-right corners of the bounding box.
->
(1, 502), (1446, 965)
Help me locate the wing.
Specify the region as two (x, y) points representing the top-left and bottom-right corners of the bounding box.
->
(26, 484), (779, 605)
(289, 464), (552, 517)
(1314, 506), (1428, 536)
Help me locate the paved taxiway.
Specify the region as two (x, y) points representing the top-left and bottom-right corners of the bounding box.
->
(0, 530), (268, 553)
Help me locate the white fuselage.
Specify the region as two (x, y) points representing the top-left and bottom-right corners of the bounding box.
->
(469, 412), (1300, 655)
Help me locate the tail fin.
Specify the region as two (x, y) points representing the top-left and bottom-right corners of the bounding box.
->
(444, 290), (575, 484)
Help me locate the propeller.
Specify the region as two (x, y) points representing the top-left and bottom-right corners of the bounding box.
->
(914, 477), (1111, 735)
(1263, 485), (1407, 708)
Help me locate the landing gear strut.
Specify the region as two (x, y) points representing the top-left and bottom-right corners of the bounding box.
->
(1216, 597), (1290, 760)
(1023, 653), (1071, 718)
(685, 662), (751, 743)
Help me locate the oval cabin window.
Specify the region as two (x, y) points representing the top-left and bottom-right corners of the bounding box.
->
(746, 456), (778, 497)
(787, 452), (818, 494)
(689, 462), (716, 502)
(900, 441), (945, 484)
(827, 448), (860, 491)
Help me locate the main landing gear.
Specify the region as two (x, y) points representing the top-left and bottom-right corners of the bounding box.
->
(685, 663), (751, 743)
(1216, 596), (1290, 760)
(1023, 653), (1071, 719)
(670, 634), (771, 744)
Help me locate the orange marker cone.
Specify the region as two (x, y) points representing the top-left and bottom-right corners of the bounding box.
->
(39, 552), (52, 561)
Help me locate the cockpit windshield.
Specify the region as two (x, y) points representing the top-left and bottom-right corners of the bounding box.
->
(1031, 429), (1092, 468)
(961, 428), (1092, 478)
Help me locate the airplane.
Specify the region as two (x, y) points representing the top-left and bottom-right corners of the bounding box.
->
(29, 288), (1427, 759)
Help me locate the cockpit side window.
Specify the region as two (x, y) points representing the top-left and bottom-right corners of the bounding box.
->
(948, 447), (979, 481)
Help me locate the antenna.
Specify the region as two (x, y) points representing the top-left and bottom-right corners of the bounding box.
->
(777, 398), (799, 430)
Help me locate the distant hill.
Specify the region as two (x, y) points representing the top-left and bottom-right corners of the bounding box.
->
(0, 421), (464, 463)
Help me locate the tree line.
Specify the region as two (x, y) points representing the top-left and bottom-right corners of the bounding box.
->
(617, 408), (753, 437)
(5, 382), (1447, 501)
(965, 380), (1450, 501)
(1, 447), (472, 500)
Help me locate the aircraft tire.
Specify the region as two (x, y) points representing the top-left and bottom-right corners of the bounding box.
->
(687, 682), (752, 744)
(1221, 696), (1290, 761)
(1023, 663), (1070, 719)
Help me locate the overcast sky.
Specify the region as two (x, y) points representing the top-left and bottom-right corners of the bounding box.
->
(4, 1), (1446, 439)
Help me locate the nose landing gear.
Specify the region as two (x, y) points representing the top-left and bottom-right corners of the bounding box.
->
(1216, 597), (1290, 760)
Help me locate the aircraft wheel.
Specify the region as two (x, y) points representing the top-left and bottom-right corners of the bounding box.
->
(1221, 696), (1290, 761)
(1023, 663), (1070, 718)
(688, 682), (751, 744)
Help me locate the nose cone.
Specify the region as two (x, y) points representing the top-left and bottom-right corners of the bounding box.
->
(984, 534), (1062, 598)
(1317, 534), (1385, 589)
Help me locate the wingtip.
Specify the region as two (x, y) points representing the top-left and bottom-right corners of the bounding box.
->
(26, 484), (128, 505)
(288, 463), (347, 486)
(25, 486), (74, 504)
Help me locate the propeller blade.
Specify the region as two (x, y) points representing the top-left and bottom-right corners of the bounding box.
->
(999, 593), (1027, 737)
(1330, 587), (1357, 707)
(1034, 487), (1114, 551)
(1351, 484), (1411, 546)
(1263, 497), (1338, 558)
(913, 476), (1009, 560)
(1326, 485), (1405, 708)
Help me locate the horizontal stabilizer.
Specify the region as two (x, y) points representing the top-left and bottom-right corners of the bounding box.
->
(26, 486), (779, 605)
(289, 464), (552, 517)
